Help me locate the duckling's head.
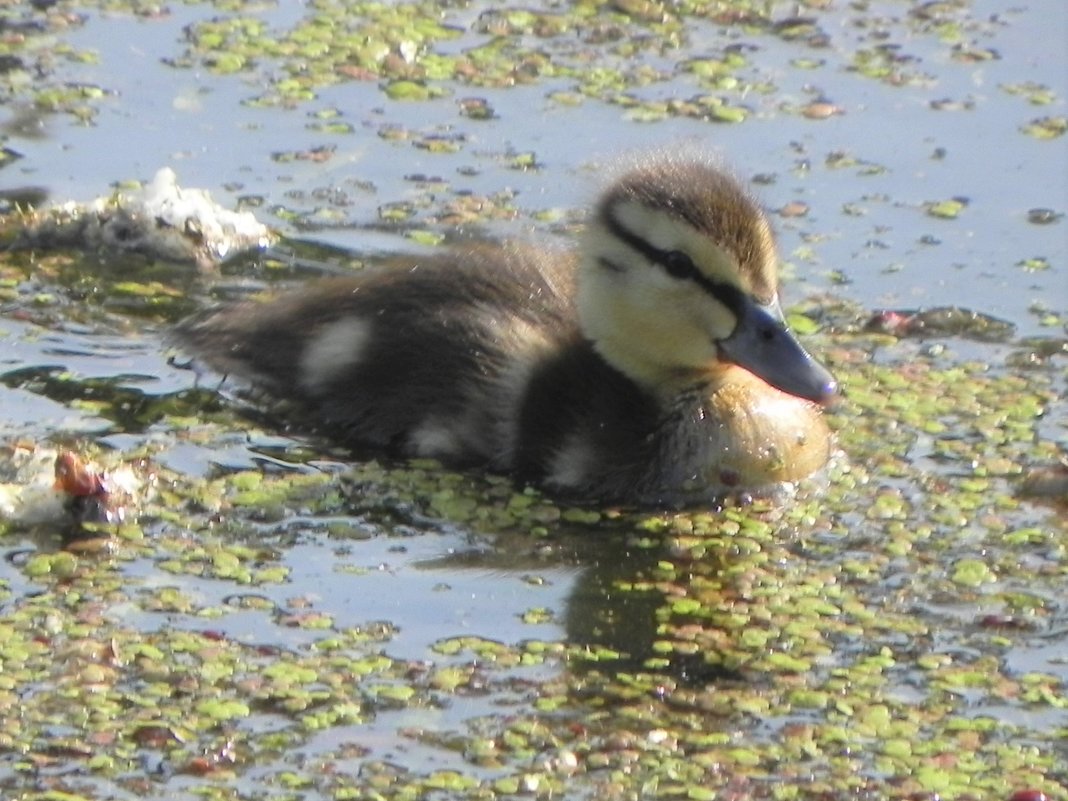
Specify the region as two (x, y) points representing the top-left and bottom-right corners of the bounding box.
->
(577, 156), (836, 404)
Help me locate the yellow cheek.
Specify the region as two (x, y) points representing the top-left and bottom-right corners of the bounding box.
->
(621, 291), (721, 365)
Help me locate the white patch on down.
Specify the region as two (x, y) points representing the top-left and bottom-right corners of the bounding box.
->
(407, 420), (463, 459)
(546, 433), (595, 490)
(300, 317), (372, 393)
(490, 316), (560, 462)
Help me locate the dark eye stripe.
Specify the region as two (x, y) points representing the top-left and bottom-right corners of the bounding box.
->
(603, 206), (747, 319)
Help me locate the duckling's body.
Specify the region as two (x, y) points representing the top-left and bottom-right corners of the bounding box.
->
(176, 156), (835, 506)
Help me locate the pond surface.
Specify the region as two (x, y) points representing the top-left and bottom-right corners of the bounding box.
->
(0, 1), (1065, 799)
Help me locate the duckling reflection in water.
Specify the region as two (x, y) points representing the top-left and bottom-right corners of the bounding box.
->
(175, 155), (837, 507)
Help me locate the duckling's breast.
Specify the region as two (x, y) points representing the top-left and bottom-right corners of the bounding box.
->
(688, 367), (831, 490)
(512, 350), (830, 505)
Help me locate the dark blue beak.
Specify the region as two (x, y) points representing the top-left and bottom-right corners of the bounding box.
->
(717, 297), (837, 404)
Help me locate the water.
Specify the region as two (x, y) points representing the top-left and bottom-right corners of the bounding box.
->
(1, 1), (1065, 798)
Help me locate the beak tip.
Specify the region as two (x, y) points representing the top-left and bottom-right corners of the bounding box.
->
(816, 379), (838, 407)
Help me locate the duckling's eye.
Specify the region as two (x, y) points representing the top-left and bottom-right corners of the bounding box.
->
(662, 250), (697, 281)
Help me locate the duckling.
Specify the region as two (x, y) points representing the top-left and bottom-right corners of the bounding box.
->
(175, 155), (836, 506)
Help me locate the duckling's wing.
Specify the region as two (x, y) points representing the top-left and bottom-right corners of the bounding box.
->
(174, 243), (579, 463)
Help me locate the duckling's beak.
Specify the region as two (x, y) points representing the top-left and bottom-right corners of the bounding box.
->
(717, 297), (837, 404)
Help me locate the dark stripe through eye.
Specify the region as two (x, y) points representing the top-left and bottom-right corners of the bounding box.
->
(603, 205), (747, 318)
(663, 250), (696, 280)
